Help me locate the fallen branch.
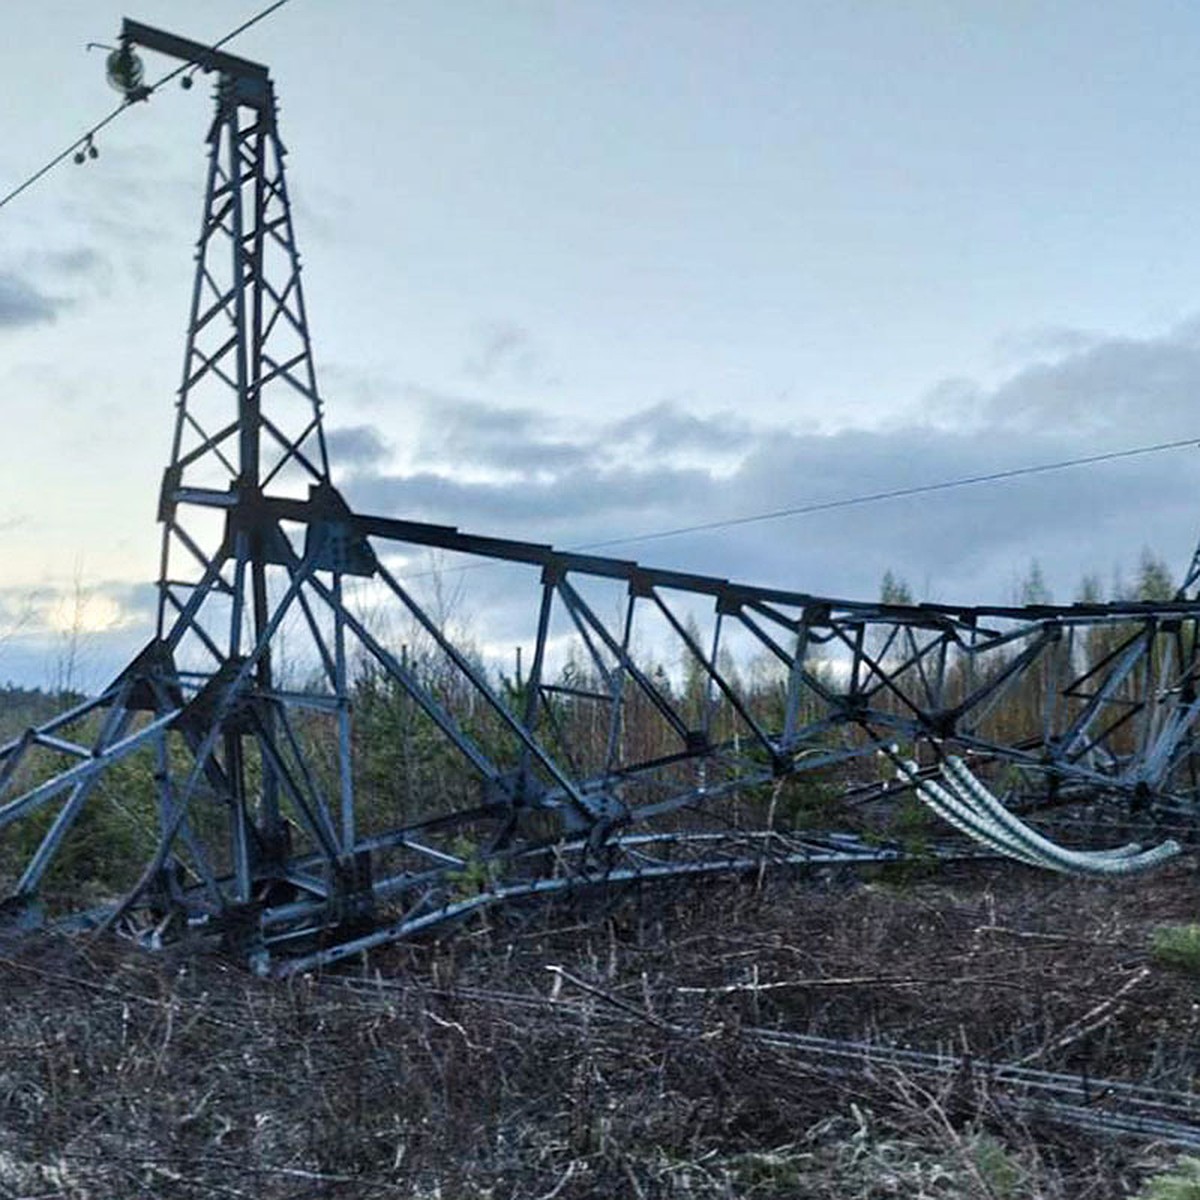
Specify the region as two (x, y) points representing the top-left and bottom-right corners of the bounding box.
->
(1014, 966), (1151, 1067)
(676, 973), (1031, 994)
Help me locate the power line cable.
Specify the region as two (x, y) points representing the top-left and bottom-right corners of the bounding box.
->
(576, 434), (1200, 553)
(392, 434), (1199, 583)
(0, 0), (292, 213)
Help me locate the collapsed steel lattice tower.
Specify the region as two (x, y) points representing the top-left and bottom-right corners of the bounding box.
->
(2, 20), (1198, 975)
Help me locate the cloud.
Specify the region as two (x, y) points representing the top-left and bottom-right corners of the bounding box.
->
(321, 363), (400, 412)
(0, 249), (114, 335)
(609, 400), (756, 457)
(7, 316), (1200, 692)
(325, 424), (391, 469)
(51, 151), (198, 282)
(402, 388), (590, 476)
(0, 579), (159, 694)
(346, 461), (714, 535)
(29, 247), (116, 299)
(463, 321), (553, 385)
(32, 247), (108, 279)
(378, 390), (757, 479)
(991, 324), (1102, 368)
(0, 273), (60, 329)
(930, 316), (1200, 439)
(329, 318), (1200, 612)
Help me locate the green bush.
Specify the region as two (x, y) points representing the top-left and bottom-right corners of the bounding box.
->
(1150, 925), (1200, 976)
(1135, 1157), (1200, 1200)
(971, 1132), (1024, 1198)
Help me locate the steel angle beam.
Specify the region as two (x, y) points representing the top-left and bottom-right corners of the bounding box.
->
(3, 21), (1199, 971)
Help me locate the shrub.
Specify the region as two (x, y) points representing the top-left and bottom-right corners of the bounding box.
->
(1150, 925), (1200, 976)
(1135, 1157), (1200, 1200)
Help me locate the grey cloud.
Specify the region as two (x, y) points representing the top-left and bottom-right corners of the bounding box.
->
(0, 273), (60, 328)
(405, 389), (591, 474)
(463, 322), (545, 384)
(335, 320), (1200, 612)
(95, 580), (159, 621)
(609, 400), (755, 456)
(0, 249), (116, 336)
(0, 579), (158, 634)
(326, 388), (758, 481)
(326, 424), (391, 468)
(992, 324), (1102, 368)
(33, 247), (108, 278)
(0, 587), (37, 630)
(929, 317), (1200, 438)
(336, 417), (1200, 666)
(345, 462), (715, 537)
(53, 155), (196, 277)
(415, 390), (540, 443)
(10, 316), (1192, 693)
(988, 336), (1200, 434)
(286, 179), (349, 245)
(16, 247), (116, 305)
(392, 390), (757, 477)
(921, 376), (982, 426)
(0, 579), (160, 694)
(711, 426), (1199, 603)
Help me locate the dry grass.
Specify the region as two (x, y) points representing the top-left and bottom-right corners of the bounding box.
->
(0, 859), (1197, 1197)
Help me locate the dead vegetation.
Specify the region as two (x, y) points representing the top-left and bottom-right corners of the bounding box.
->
(1, 859), (1199, 1198)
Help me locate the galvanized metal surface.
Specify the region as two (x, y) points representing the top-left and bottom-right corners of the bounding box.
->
(2, 25), (1199, 973)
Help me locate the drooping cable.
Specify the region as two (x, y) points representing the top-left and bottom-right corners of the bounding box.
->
(896, 754), (1181, 876)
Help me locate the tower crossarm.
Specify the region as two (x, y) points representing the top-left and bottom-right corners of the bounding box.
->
(121, 18), (269, 85)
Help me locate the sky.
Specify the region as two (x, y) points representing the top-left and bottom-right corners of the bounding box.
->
(4, 1), (1200, 689)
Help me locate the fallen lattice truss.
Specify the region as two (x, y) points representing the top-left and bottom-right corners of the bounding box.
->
(1, 21), (1197, 974)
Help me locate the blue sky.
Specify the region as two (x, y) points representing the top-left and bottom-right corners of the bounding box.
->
(4, 1), (1200, 688)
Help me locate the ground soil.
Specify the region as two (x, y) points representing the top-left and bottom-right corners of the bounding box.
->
(1, 859), (1198, 1197)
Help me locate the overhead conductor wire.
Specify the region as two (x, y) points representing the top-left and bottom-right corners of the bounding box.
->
(0, 0), (293, 214)
(388, 434), (1200, 584)
(581, 435), (1200, 552)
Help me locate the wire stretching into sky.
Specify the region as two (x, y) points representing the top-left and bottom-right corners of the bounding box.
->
(0, 0), (292, 213)
(577, 435), (1200, 553)
(399, 433), (1200, 582)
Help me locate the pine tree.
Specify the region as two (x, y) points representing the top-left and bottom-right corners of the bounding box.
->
(880, 570), (914, 605)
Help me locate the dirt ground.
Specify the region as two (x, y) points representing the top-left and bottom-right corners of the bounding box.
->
(1, 858), (1198, 1198)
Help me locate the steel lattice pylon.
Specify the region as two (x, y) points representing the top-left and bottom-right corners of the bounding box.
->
(2, 21), (1198, 975)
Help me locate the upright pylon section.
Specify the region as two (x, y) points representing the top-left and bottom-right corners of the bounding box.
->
(149, 28), (339, 909)
(158, 29), (328, 656)
(0, 22), (369, 953)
